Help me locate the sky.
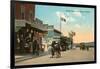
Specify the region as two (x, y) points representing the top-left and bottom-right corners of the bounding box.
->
(35, 5), (94, 43)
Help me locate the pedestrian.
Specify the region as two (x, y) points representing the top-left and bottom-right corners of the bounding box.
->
(16, 33), (20, 54)
(50, 41), (56, 58)
(48, 45), (52, 54)
(20, 34), (25, 54)
(54, 42), (61, 58)
(36, 43), (39, 56)
(57, 42), (61, 58)
(32, 40), (37, 55)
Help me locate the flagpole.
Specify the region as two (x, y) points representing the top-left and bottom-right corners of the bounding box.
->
(60, 17), (62, 37)
(60, 17), (62, 49)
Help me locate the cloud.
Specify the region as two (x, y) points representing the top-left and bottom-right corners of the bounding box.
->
(56, 11), (77, 23)
(56, 11), (60, 17)
(69, 17), (75, 22)
(73, 10), (82, 17)
(56, 11), (67, 19)
(75, 24), (81, 28)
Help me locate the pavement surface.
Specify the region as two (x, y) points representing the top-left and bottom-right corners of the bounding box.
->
(15, 48), (94, 66)
(15, 51), (48, 62)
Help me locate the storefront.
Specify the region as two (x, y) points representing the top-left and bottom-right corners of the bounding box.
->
(15, 23), (47, 54)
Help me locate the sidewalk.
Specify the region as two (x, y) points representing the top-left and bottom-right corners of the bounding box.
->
(15, 51), (48, 63)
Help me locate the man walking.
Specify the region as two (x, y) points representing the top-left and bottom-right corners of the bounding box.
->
(50, 41), (56, 58)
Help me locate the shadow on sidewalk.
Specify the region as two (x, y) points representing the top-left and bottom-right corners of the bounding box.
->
(15, 51), (49, 63)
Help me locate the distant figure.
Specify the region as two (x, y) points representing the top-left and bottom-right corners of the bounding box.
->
(86, 46), (89, 51)
(50, 41), (56, 58)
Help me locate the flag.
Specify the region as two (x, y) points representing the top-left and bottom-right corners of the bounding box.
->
(56, 11), (67, 23)
(60, 13), (67, 23)
(60, 17), (66, 22)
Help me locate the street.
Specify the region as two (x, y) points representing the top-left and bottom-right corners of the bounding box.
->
(15, 48), (94, 66)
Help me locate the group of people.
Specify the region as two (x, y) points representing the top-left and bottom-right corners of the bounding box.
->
(49, 41), (61, 58)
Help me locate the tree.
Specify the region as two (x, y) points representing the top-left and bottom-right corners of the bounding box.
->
(60, 36), (71, 51)
(68, 31), (76, 49)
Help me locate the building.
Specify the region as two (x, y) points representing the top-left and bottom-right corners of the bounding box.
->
(15, 2), (47, 54)
(47, 25), (61, 44)
(42, 25), (61, 51)
(15, 2), (62, 53)
(15, 2), (35, 22)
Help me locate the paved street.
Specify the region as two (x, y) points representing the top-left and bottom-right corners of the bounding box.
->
(15, 48), (94, 66)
